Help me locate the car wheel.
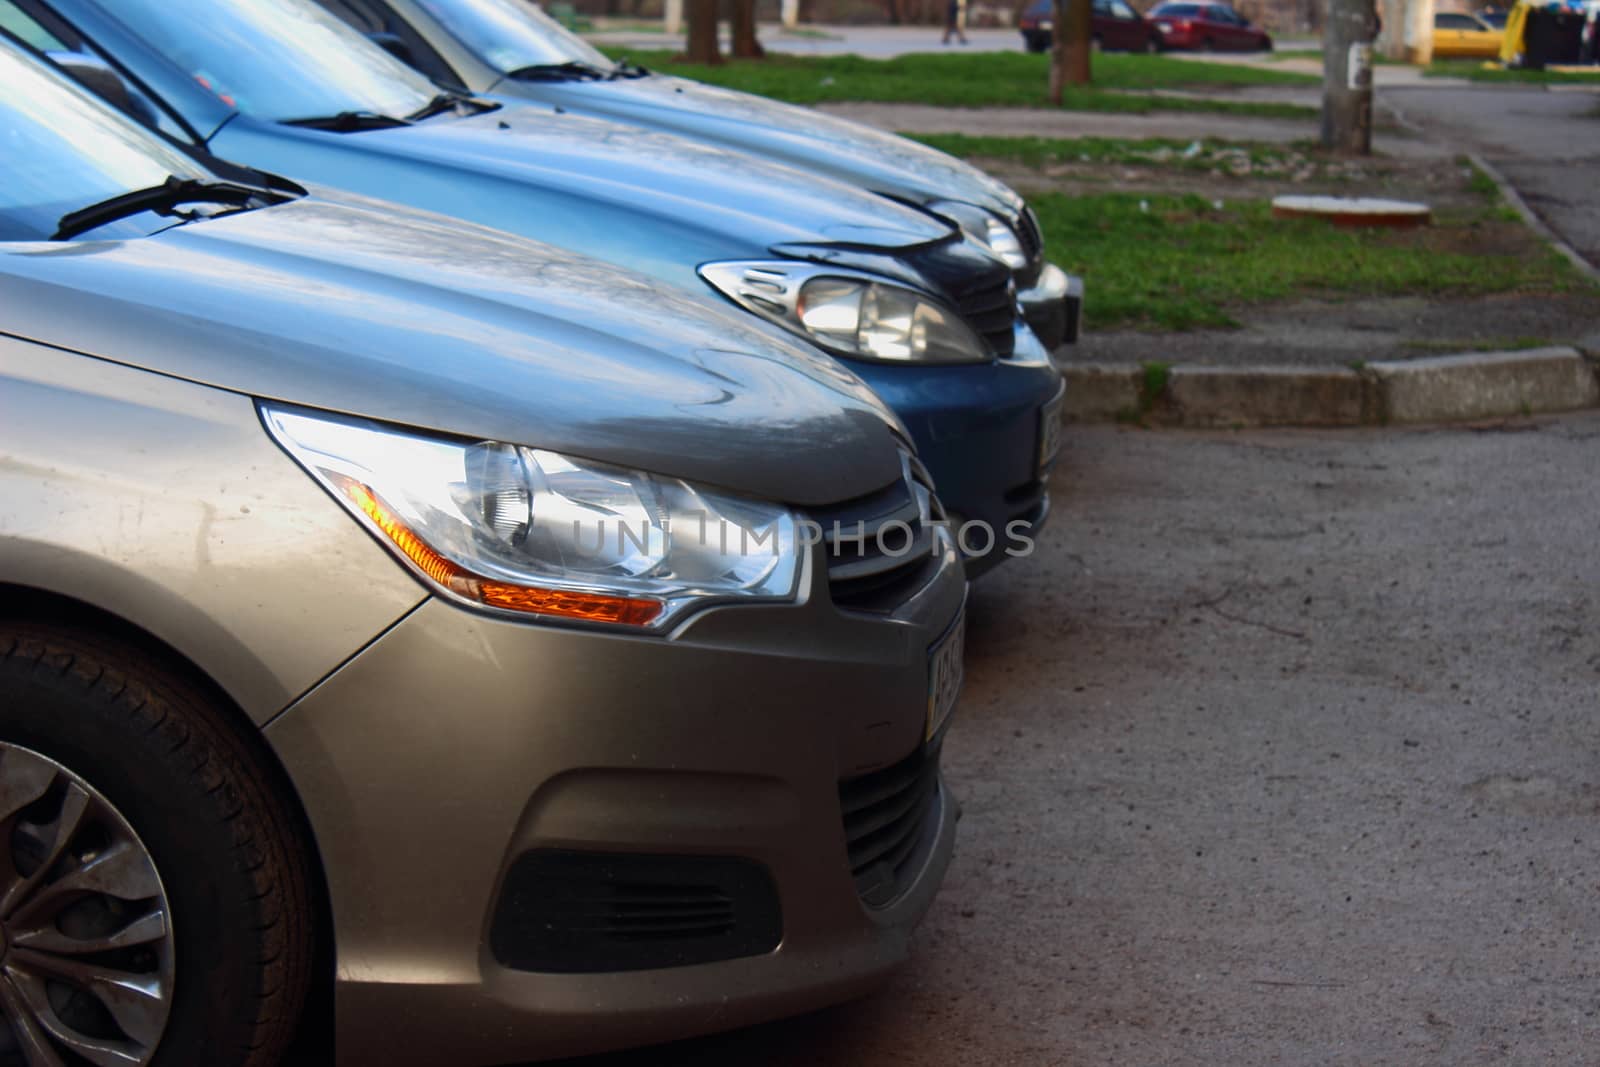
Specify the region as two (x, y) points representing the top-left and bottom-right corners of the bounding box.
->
(1144, 34), (1162, 52)
(1199, 36), (1216, 51)
(1025, 32), (1050, 52)
(0, 623), (314, 1067)
(1091, 33), (1104, 51)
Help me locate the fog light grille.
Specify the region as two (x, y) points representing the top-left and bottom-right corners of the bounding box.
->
(489, 850), (782, 973)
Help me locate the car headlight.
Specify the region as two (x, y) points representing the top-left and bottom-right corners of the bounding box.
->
(699, 261), (990, 365)
(927, 200), (1030, 271)
(263, 406), (799, 630)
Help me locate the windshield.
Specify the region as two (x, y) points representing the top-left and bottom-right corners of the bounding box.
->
(416, 0), (614, 73)
(99, 0), (440, 122)
(0, 45), (211, 241)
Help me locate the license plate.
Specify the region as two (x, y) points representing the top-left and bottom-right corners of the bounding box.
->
(1038, 386), (1065, 475)
(927, 609), (966, 741)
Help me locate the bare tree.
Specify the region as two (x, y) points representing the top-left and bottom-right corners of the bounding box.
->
(1049, 0), (1092, 103)
(685, 0), (723, 62)
(731, 0), (765, 56)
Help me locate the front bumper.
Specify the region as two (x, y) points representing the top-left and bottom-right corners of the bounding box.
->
(847, 321), (1063, 577)
(1019, 262), (1085, 350)
(265, 537), (967, 1066)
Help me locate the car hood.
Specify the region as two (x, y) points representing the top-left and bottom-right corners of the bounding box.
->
(501, 74), (1024, 218)
(213, 102), (951, 271)
(0, 191), (907, 506)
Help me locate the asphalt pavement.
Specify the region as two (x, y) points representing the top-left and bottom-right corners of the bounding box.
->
(1387, 85), (1600, 273)
(552, 412), (1600, 1066)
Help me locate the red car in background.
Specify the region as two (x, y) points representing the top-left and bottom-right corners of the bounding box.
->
(1019, 0), (1165, 52)
(1147, 1), (1275, 50)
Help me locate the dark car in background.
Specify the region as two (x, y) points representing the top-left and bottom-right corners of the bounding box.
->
(1148, 1), (1274, 50)
(1019, 0), (1163, 52)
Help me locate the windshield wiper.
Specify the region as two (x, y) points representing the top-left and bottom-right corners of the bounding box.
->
(505, 60), (608, 82)
(607, 56), (651, 79)
(53, 175), (278, 242)
(405, 92), (496, 122)
(281, 110), (409, 132)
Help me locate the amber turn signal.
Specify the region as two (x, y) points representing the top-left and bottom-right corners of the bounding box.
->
(338, 477), (663, 627)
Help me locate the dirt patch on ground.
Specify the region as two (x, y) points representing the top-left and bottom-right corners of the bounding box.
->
(1069, 291), (1600, 367)
(814, 101), (1449, 157)
(986, 151), (1485, 208)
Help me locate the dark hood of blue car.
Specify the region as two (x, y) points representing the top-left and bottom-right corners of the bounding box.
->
(2, 192), (908, 506)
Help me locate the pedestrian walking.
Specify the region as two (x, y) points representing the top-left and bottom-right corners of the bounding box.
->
(942, 0), (968, 44)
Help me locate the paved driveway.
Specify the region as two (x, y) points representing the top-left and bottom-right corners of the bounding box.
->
(548, 413), (1600, 1066)
(1390, 85), (1600, 270)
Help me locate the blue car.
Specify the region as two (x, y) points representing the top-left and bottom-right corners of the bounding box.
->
(308, 0), (1084, 349)
(4, 0), (1063, 572)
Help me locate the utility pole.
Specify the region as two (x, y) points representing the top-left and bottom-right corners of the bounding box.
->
(1322, 0), (1377, 154)
(1049, 0), (1092, 105)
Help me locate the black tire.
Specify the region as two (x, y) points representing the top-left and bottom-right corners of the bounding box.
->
(1145, 34), (1162, 52)
(1023, 31), (1050, 52)
(1091, 33), (1104, 51)
(1199, 36), (1216, 51)
(0, 623), (314, 1067)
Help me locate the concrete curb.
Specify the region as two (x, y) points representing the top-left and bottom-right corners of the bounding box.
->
(1063, 347), (1599, 428)
(1466, 153), (1600, 287)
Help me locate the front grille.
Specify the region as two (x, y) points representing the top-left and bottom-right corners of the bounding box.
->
(901, 239), (1017, 358)
(489, 850), (782, 973)
(812, 452), (943, 613)
(1017, 204), (1045, 267)
(839, 743), (943, 908)
(954, 274), (1019, 359)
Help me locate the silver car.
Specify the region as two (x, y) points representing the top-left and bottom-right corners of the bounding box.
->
(0, 45), (965, 1066)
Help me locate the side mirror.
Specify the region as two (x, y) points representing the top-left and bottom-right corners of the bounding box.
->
(366, 31), (418, 69)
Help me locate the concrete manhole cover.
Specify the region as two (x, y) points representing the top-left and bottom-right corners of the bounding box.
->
(1271, 195), (1432, 228)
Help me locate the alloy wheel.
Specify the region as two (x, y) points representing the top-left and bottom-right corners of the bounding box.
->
(0, 744), (174, 1066)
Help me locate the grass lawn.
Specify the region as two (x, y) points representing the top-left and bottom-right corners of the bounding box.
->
(603, 49), (1317, 115)
(1425, 58), (1600, 82)
(1029, 193), (1582, 331)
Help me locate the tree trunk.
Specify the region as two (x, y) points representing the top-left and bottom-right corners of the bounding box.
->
(1049, 0), (1092, 103)
(1375, 0), (1406, 59)
(1401, 0), (1434, 64)
(1322, 0), (1377, 154)
(685, 0), (723, 63)
(731, 0), (765, 56)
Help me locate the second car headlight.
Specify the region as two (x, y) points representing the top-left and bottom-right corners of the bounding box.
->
(927, 200), (1030, 271)
(263, 406), (799, 630)
(699, 261), (990, 365)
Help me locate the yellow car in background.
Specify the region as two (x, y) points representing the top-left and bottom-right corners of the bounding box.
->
(1434, 10), (1506, 56)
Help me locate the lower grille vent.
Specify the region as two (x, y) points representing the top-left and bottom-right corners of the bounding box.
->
(490, 850), (782, 972)
(839, 743), (943, 908)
